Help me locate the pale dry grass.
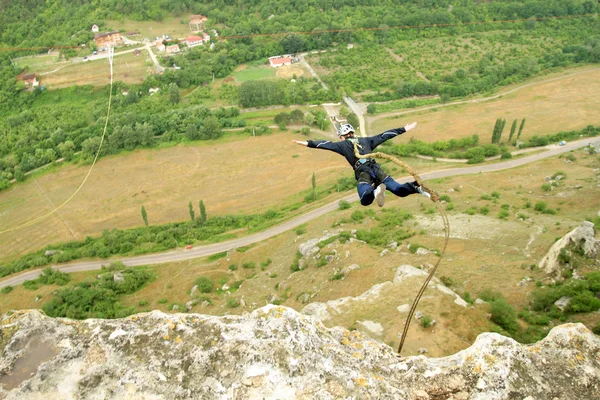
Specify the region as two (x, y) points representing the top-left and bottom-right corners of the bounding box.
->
(41, 51), (150, 88)
(369, 66), (600, 141)
(275, 65), (307, 79)
(0, 132), (349, 261)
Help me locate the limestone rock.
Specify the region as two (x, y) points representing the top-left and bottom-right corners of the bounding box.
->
(341, 264), (360, 277)
(356, 320), (384, 338)
(113, 272), (125, 282)
(554, 296), (571, 312)
(1, 308), (599, 400)
(190, 285), (198, 296)
(539, 221), (600, 276)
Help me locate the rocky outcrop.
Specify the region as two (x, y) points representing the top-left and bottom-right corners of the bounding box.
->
(538, 221), (600, 276)
(1, 307), (599, 399)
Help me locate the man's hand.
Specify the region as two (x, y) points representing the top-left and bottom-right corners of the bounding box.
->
(404, 122), (417, 132)
(293, 140), (308, 146)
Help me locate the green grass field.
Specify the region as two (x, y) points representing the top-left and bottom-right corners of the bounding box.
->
(14, 54), (67, 74)
(233, 66), (275, 82)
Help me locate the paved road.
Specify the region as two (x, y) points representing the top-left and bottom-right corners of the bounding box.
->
(1, 138), (595, 290)
(343, 96), (367, 137)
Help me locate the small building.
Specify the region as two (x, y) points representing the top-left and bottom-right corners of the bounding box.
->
(156, 42), (166, 52)
(91, 24), (99, 33)
(269, 55), (293, 68)
(184, 35), (204, 48)
(166, 44), (180, 54)
(189, 14), (208, 31)
(133, 49), (142, 56)
(201, 32), (210, 42)
(21, 73), (39, 89)
(149, 88), (160, 95)
(94, 31), (123, 47)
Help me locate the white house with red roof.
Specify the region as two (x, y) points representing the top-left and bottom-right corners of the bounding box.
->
(269, 55), (293, 68)
(166, 44), (180, 54)
(184, 35), (204, 48)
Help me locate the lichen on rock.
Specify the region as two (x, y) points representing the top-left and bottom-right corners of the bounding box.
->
(0, 307), (599, 399)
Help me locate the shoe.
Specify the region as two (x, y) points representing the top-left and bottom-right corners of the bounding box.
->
(374, 183), (386, 207)
(416, 185), (432, 199)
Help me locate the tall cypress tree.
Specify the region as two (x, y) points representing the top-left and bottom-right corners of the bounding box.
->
(188, 201), (195, 221)
(508, 119), (518, 144)
(312, 172), (317, 201)
(141, 205), (148, 227)
(199, 200), (207, 223)
(517, 118), (526, 140)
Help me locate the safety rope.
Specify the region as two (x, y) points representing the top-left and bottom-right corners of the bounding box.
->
(0, 46), (115, 235)
(352, 140), (450, 355)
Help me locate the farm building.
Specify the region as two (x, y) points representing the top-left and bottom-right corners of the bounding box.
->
(91, 24), (99, 33)
(20, 73), (39, 89)
(269, 55), (293, 68)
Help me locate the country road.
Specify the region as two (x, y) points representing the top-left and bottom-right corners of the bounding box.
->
(0, 138), (596, 289)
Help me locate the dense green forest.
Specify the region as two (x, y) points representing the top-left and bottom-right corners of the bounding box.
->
(0, 0), (599, 191)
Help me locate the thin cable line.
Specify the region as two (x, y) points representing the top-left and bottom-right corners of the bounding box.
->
(0, 46), (114, 235)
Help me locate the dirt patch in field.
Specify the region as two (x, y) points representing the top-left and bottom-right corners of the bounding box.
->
(275, 65), (306, 79)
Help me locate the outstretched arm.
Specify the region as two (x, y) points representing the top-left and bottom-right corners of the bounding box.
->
(293, 139), (344, 154)
(367, 122), (418, 149)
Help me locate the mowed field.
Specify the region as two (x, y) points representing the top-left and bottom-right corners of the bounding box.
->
(233, 63), (308, 82)
(0, 131), (355, 262)
(105, 18), (194, 40)
(40, 51), (150, 89)
(14, 53), (67, 74)
(369, 66), (600, 141)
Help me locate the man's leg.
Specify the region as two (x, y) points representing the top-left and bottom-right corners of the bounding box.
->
(356, 171), (375, 206)
(357, 183), (375, 206)
(383, 177), (418, 198)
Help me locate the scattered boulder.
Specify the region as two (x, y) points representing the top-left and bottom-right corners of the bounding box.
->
(379, 249), (389, 257)
(298, 293), (311, 304)
(113, 272), (125, 282)
(267, 294), (281, 305)
(190, 285), (198, 296)
(554, 297), (571, 312)
(44, 250), (58, 256)
(415, 311), (424, 320)
(416, 247), (432, 256)
(397, 304), (410, 313)
(200, 301), (210, 308)
(418, 347), (429, 354)
(341, 264), (360, 277)
(475, 298), (486, 305)
(356, 320), (384, 338)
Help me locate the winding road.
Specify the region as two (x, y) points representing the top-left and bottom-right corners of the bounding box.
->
(1, 137), (596, 289)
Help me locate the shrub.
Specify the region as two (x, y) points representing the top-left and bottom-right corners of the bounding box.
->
(208, 252), (227, 261)
(228, 264), (238, 271)
(138, 299), (148, 306)
(295, 226), (307, 235)
(351, 210), (366, 222)
(194, 276), (214, 293)
(1, 286), (13, 294)
(565, 154), (577, 162)
(338, 200), (351, 210)
(330, 271), (344, 281)
(420, 315), (432, 328)
(489, 298), (518, 333)
(491, 191), (501, 198)
(479, 206), (490, 215)
(498, 209), (509, 219)
(446, 203), (455, 211)
(534, 201), (547, 212)
(226, 297), (241, 308)
(541, 183), (552, 192)
(242, 262), (255, 269)
(466, 207), (477, 215)
(157, 298), (168, 304)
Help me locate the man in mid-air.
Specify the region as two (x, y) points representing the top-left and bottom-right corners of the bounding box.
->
(293, 122), (430, 207)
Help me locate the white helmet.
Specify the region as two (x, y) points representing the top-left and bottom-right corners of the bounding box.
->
(337, 123), (355, 137)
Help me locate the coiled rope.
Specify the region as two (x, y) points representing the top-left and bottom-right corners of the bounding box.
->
(352, 140), (450, 355)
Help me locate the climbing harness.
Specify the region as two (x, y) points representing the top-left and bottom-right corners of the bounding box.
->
(352, 141), (451, 355)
